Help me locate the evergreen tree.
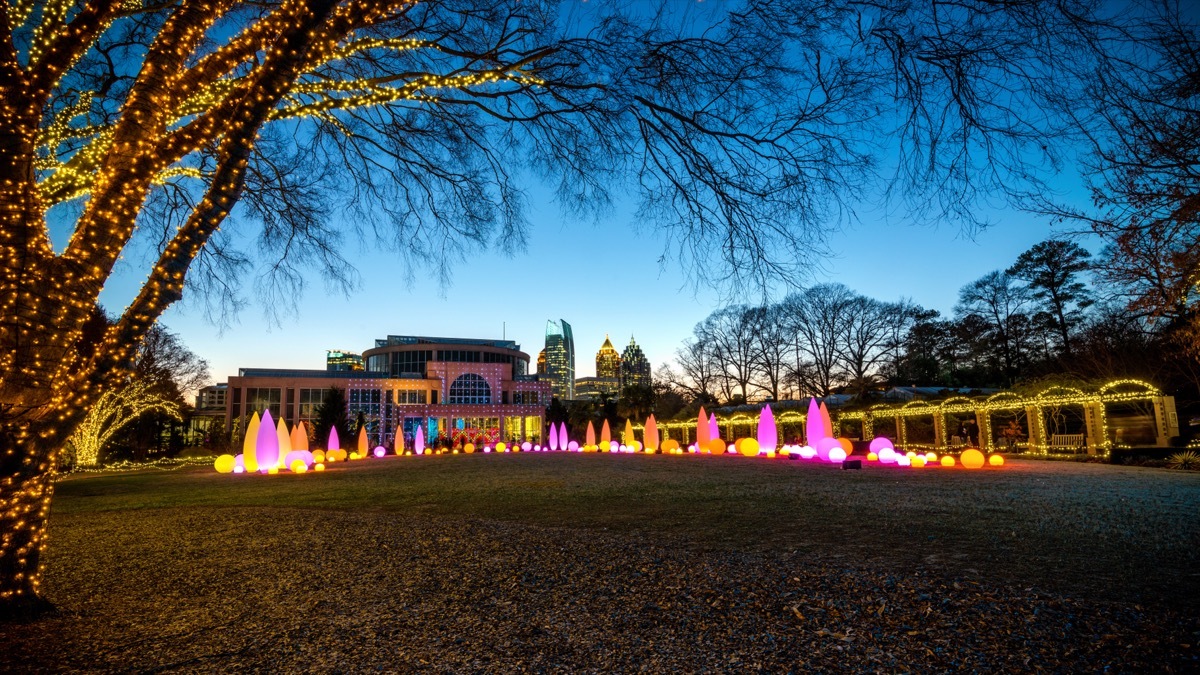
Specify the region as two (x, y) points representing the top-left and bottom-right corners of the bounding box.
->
(312, 387), (350, 451)
(1007, 239), (1093, 359)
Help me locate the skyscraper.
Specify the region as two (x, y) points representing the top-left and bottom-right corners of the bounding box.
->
(621, 336), (651, 389)
(596, 335), (621, 378)
(544, 319), (575, 400)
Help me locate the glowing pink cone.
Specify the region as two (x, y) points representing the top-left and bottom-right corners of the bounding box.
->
(806, 398), (824, 446)
(709, 413), (719, 442)
(256, 410), (279, 471)
(757, 404), (777, 453)
(415, 425), (425, 455)
(549, 424), (560, 451)
(328, 426), (340, 452)
(559, 423), (569, 449)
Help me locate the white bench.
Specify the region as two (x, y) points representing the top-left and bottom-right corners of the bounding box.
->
(1049, 433), (1086, 451)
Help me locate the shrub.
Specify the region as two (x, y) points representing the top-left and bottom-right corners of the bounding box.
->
(1166, 451), (1200, 470)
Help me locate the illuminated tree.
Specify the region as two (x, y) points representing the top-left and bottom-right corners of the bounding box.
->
(66, 324), (208, 466)
(0, 0), (1189, 614)
(67, 379), (182, 467)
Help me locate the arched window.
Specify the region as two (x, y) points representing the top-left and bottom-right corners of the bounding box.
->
(448, 373), (491, 404)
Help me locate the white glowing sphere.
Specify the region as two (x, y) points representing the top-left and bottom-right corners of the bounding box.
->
(878, 447), (897, 463)
(829, 447), (847, 463)
(609, 441), (620, 452)
(484, 446), (492, 453)
(522, 441), (532, 452)
(798, 445), (816, 459)
(233, 465), (245, 474)
(896, 455), (911, 466)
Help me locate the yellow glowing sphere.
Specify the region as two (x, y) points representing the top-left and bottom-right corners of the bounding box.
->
(315, 463), (326, 471)
(739, 438), (760, 457)
(733, 438), (745, 452)
(214, 454), (236, 474)
(766, 451), (776, 459)
(989, 454), (1005, 467)
(906, 451), (917, 459)
(631, 441), (642, 452)
(837, 437), (853, 455)
(349, 451), (360, 460)
(496, 442), (507, 453)
(464, 443), (475, 454)
(866, 452), (878, 461)
(961, 448), (985, 469)
(708, 438), (727, 455)
(267, 467), (279, 475)
(292, 461), (308, 474)
(925, 452), (937, 462)
(912, 456), (926, 468)
(941, 456), (956, 467)
(312, 450), (325, 463)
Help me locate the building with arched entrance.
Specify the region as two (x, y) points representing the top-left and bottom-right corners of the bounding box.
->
(225, 334), (551, 448)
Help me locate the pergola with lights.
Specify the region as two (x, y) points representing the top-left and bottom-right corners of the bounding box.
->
(640, 380), (1178, 456)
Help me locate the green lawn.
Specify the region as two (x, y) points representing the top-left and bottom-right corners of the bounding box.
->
(54, 452), (1200, 609)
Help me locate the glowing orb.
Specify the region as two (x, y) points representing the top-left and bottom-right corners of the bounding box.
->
(609, 441), (620, 452)
(373, 446), (386, 458)
(568, 441), (579, 451)
(941, 456), (956, 467)
(465, 443), (475, 454)
(867, 452), (878, 461)
(496, 442), (507, 453)
(989, 454), (1005, 467)
(816, 437), (842, 461)
(798, 445), (817, 459)
(869, 437), (894, 453)
(312, 450), (325, 463)
(214, 454), (236, 474)
(961, 448), (985, 469)
(484, 446), (492, 453)
(829, 447), (847, 463)
(522, 442), (532, 452)
(837, 437), (853, 456)
(267, 467), (279, 475)
(618, 444), (628, 453)
(708, 439), (727, 455)
(896, 455), (911, 467)
(291, 460), (307, 473)
(906, 451), (917, 459)
(349, 452), (360, 460)
(912, 456), (926, 468)
(315, 463), (325, 471)
(233, 465), (245, 474)
(631, 441), (642, 452)
(739, 438), (760, 457)
(878, 447), (897, 463)
(925, 452), (937, 462)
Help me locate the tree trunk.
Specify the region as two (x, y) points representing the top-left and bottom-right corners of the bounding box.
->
(0, 418), (64, 619)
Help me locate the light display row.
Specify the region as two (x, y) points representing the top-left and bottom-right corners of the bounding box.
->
(214, 401), (1007, 475)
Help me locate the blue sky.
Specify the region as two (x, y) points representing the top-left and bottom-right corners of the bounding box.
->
(95, 186), (1089, 390)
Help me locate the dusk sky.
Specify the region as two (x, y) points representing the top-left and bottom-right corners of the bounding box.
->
(93, 177), (1093, 391)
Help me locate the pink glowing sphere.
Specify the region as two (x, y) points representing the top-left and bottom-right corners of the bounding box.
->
(568, 441), (579, 452)
(869, 437), (895, 453)
(829, 447), (847, 463)
(483, 446), (492, 453)
(878, 447), (897, 463)
(373, 446), (386, 458)
(533, 444), (541, 452)
(521, 441), (532, 452)
(816, 437), (842, 461)
(609, 441), (620, 452)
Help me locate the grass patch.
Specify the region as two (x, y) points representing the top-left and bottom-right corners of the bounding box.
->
(53, 453), (1200, 610)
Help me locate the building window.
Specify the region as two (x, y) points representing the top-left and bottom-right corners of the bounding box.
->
(245, 387), (281, 419)
(395, 389), (428, 405)
(448, 373), (491, 404)
(298, 388), (326, 422)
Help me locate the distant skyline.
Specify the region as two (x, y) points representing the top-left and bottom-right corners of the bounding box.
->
(96, 184), (1092, 394)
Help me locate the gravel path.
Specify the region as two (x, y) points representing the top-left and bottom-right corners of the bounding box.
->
(2, 507), (1195, 673)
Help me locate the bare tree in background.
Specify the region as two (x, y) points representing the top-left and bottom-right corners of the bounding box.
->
(955, 271), (1035, 386)
(747, 304), (792, 400)
(782, 284), (855, 397)
(697, 305), (759, 402)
